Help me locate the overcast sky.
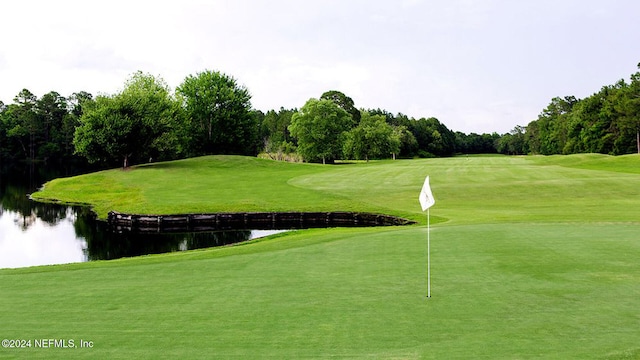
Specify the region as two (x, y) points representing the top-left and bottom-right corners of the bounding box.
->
(1, 0), (639, 134)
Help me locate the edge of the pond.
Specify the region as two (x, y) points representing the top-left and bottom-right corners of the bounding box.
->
(108, 210), (417, 233)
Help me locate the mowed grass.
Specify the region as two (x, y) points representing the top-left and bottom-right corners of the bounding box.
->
(32, 154), (640, 224)
(4, 154), (640, 359)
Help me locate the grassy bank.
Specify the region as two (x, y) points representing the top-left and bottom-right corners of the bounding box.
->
(32, 154), (640, 225)
(32, 156), (422, 221)
(4, 154), (640, 358)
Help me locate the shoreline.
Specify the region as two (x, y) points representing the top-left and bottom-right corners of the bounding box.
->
(108, 210), (417, 233)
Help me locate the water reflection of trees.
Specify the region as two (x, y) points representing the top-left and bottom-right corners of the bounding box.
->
(1, 183), (72, 230)
(0, 165), (80, 230)
(74, 209), (252, 260)
(2, 166), (254, 262)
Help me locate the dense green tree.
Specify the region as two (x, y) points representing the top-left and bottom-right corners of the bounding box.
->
(0, 101), (6, 162)
(562, 86), (617, 154)
(496, 126), (527, 155)
(616, 72), (640, 154)
(74, 72), (177, 168)
(409, 117), (456, 157)
(288, 98), (352, 164)
(5, 89), (38, 160)
(320, 90), (361, 125)
(1, 104), (22, 161)
(357, 111), (457, 157)
(364, 110), (418, 157)
(260, 107), (296, 154)
(0, 90), (93, 164)
(342, 112), (400, 161)
(67, 91), (94, 118)
(35, 91), (69, 160)
(600, 82), (627, 155)
(526, 96), (577, 155)
(522, 71), (640, 156)
(366, 108), (395, 124)
(177, 70), (256, 155)
(454, 131), (469, 153)
(394, 125), (418, 158)
(58, 91), (93, 161)
(456, 132), (501, 154)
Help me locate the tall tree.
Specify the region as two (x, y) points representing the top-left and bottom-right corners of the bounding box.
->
(4, 89), (38, 161)
(320, 90), (361, 125)
(288, 98), (352, 164)
(618, 71), (640, 154)
(0, 101), (6, 163)
(366, 109), (418, 157)
(260, 107), (296, 154)
(35, 91), (68, 160)
(526, 96), (577, 155)
(74, 72), (176, 168)
(496, 126), (528, 155)
(67, 91), (94, 118)
(343, 112), (400, 161)
(409, 117), (456, 157)
(177, 70), (256, 155)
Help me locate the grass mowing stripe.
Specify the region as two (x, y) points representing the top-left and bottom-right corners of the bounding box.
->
(32, 155), (640, 226)
(2, 223), (640, 358)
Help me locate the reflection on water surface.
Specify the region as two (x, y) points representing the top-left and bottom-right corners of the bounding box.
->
(0, 166), (286, 269)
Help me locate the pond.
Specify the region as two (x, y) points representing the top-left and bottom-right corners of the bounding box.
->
(0, 165), (285, 269)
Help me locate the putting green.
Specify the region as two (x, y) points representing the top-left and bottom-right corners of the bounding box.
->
(2, 223), (639, 358)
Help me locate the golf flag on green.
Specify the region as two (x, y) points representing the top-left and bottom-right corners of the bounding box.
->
(419, 176), (435, 211)
(419, 175), (435, 298)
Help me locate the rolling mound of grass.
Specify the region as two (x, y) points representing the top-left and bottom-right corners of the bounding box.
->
(32, 154), (640, 225)
(4, 154), (640, 358)
(32, 156), (423, 221)
(528, 153), (640, 177)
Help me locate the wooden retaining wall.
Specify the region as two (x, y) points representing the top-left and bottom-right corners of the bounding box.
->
(107, 211), (416, 233)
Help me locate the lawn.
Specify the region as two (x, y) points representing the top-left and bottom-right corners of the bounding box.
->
(4, 154), (640, 359)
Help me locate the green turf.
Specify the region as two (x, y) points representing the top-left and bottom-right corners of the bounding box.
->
(32, 156), (404, 220)
(31, 154), (640, 225)
(4, 154), (640, 359)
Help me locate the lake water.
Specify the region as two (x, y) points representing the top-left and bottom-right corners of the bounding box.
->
(0, 165), (285, 269)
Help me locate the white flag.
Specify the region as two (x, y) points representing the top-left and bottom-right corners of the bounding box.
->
(419, 176), (435, 211)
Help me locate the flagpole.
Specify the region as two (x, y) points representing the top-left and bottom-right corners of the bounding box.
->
(419, 175), (434, 299)
(427, 207), (431, 298)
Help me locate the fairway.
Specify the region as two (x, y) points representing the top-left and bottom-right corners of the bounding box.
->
(5, 154), (640, 358)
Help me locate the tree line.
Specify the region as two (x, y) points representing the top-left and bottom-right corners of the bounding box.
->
(521, 66), (640, 155)
(0, 69), (503, 169)
(4, 65), (637, 169)
(0, 70), (259, 169)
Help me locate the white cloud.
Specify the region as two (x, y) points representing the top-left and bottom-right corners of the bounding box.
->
(0, 210), (87, 269)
